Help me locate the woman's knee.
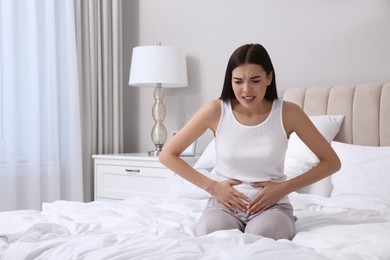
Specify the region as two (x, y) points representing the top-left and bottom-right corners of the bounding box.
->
(245, 211), (295, 240)
(195, 209), (243, 236)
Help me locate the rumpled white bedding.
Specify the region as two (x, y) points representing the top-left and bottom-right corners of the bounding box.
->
(1, 193), (390, 260)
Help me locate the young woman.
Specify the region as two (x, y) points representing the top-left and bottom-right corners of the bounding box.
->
(159, 43), (341, 240)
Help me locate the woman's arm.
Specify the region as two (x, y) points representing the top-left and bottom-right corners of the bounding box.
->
(248, 101), (341, 214)
(160, 100), (219, 192)
(281, 101), (341, 191)
(159, 100), (250, 212)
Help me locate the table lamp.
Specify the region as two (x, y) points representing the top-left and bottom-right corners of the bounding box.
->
(128, 43), (188, 156)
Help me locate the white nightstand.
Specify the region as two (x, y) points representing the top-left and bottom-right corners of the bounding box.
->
(93, 153), (199, 201)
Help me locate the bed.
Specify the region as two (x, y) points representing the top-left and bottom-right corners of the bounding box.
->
(1, 83), (390, 259)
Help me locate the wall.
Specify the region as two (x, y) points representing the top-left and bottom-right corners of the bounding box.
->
(123, 0), (390, 153)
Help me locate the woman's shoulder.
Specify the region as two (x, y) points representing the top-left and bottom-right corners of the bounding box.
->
(200, 99), (222, 114)
(282, 100), (310, 136)
(192, 99), (222, 133)
(282, 100), (303, 115)
(192, 99), (222, 122)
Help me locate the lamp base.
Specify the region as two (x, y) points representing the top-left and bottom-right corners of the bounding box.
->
(148, 143), (164, 156)
(148, 84), (166, 157)
(148, 150), (161, 156)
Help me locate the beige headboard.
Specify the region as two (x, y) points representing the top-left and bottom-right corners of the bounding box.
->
(280, 83), (390, 147)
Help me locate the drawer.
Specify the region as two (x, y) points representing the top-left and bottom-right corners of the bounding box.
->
(95, 164), (174, 200)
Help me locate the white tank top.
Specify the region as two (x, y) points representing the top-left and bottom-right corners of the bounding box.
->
(214, 98), (289, 202)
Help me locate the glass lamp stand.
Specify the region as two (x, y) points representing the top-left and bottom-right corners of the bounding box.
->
(149, 83), (167, 156)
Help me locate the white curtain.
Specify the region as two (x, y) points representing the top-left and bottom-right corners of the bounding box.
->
(0, 0), (83, 210)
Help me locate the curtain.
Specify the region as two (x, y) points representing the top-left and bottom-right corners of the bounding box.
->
(0, 0), (83, 210)
(75, 0), (123, 202)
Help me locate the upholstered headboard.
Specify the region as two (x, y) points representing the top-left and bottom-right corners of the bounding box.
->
(280, 83), (390, 147)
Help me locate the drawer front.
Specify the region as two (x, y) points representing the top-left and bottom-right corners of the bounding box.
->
(96, 164), (174, 200)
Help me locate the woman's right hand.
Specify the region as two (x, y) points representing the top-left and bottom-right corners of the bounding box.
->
(208, 180), (250, 213)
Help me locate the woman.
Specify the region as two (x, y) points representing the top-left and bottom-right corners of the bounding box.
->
(159, 43), (341, 240)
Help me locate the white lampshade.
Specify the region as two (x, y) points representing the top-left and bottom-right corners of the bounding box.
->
(129, 45), (188, 88)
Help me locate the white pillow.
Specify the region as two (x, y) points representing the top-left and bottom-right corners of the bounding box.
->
(330, 141), (390, 210)
(168, 169), (215, 199)
(284, 115), (345, 196)
(193, 138), (216, 170)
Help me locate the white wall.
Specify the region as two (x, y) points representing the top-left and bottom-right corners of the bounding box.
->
(123, 0), (390, 153)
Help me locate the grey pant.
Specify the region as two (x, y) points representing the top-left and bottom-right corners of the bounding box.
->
(195, 197), (296, 240)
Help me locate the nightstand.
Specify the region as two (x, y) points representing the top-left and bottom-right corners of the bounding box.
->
(93, 153), (199, 201)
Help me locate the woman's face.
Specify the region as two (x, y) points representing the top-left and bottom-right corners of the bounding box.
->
(231, 63), (272, 107)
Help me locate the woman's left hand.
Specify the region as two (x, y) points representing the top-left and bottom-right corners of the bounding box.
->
(246, 181), (287, 215)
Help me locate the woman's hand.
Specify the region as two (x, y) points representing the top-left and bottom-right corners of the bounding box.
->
(246, 181), (287, 215)
(208, 180), (250, 213)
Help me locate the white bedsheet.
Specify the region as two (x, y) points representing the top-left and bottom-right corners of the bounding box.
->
(1, 193), (390, 260)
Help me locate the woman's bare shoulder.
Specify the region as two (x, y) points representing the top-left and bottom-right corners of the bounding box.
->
(282, 100), (307, 119)
(195, 99), (221, 119)
(192, 99), (222, 132)
(282, 100), (310, 136)
(282, 100), (302, 113)
(202, 99), (220, 107)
